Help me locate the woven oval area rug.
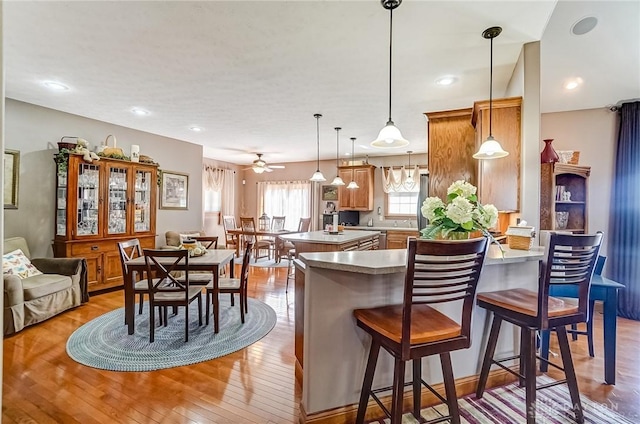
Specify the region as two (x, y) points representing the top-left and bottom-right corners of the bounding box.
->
(66, 296), (276, 372)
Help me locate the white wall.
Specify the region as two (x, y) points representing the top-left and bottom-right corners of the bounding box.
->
(4, 99), (204, 257)
(541, 108), (618, 255)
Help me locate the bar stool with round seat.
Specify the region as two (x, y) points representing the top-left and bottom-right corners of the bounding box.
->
(475, 232), (603, 424)
(354, 236), (489, 424)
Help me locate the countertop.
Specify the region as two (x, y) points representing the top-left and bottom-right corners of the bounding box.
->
(344, 226), (418, 232)
(279, 229), (380, 244)
(298, 245), (544, 275)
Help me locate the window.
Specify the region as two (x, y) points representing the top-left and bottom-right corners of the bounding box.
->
(382, 167), (423, 218)
(387, 191), (419, 216)
(257, 181), (311, 231)
(203, 190), (221, 213)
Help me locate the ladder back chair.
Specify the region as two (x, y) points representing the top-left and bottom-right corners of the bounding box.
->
(222, 215), (239, 254)
(285, 217), (312, 290)
(476, 232), (603, 424)
(206, 241), (253, 333)
(353, 236), (489, 424)
(239, 216), (271, 262)
(143, 249), (203, 343)
(118, 239), (157, 316)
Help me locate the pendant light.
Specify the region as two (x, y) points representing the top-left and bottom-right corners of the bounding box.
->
(370, 0), (409, 149)
(347, 137), (359, 189)
(405, 150), (414, 185)
(331, 127), (346, 186)
(310, 113), (326, 182)
(473, 26), (509, 159)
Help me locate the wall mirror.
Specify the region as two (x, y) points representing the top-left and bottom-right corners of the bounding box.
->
(4, 149), (20, 209)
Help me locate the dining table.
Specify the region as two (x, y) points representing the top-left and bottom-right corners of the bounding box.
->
(227, 228), (295, 259)
(124, 248), (235, 335)
(540, 273), (625, 384)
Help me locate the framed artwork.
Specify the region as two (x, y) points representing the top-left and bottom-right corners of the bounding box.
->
(321, 185), (338, 201)
(4, 149), (20, 209)
(159, 170), (189, 210)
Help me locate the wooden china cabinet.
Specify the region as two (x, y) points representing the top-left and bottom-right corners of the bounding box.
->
(53, 154), (158, 293)
(337, 164), (376, 211)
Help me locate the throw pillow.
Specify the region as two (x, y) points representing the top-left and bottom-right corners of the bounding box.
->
(179, 232), (201, 244)
(2, 249), (44, 279)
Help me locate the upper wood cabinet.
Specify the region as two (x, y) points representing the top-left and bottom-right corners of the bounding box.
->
(472, 96), (522, 212)
(337, 165), (376, 211)
(53, 154), (158, 292)
(540, 163), (590, 233)
(425, 108), (476, 201)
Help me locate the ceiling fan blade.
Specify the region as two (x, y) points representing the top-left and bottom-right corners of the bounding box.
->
(269, 165), (286, 169)
(264, 167), (274, 172)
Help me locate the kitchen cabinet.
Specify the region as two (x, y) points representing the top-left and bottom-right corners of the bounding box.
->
(472, 97), (522, 212)
(425, 108), (476, 201)
(53, 154), (158, 292)
(385, 229), (420, 249)
(337, 164), (376, 211)
(540, 163), (590, 233)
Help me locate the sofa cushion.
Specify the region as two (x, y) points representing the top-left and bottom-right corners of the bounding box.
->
(3, 249), (43, 279)
(165, 230), (205, 247)
(21, 273), (72, 301)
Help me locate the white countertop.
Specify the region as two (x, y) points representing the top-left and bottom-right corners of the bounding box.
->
(279, 229), (380, 244)
(299, 245), (544, 274)
(346, 226), (418, 231)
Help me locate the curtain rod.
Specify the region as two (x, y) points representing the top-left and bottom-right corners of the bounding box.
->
(383, 165), (429, 170)
(203, 165), (235, 173)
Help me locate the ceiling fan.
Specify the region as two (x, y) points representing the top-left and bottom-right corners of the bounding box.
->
(245, 153), (286, 174)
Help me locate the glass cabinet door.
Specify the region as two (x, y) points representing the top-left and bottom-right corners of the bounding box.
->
(107, 165), (129, 235)
(77, 163), (100, 236)
(134, 169), (152, 233)
(56, 172), (67, 236)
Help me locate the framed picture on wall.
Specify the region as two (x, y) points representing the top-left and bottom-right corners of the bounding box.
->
(159, 170), (189, 210)
(4, 149), (20, 209)
(321, 185), (338, 201)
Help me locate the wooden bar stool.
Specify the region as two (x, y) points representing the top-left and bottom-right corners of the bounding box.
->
(353, 236), (489, 424)
(476, 232), (603, 424)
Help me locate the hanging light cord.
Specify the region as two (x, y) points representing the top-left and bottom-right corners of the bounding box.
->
(335, 127), (341, 168)
(489, 34), (494, 137)
(315, 114), (321, 171)
(387, 5), (393, 123)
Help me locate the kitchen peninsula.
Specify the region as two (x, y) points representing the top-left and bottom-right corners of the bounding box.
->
(296, 245), (544, 423)
(279, 229), (381, 255)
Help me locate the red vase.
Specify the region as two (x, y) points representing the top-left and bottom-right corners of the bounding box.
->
(540, 139), (559, 164)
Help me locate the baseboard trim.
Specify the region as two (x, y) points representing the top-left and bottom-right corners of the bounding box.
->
(300, 368), (518, 424)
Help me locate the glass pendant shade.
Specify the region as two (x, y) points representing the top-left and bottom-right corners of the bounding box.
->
(347, 180), (359, 189)
(331, 175), (345, 186)
(473, 135), (509, 159)
(540, 138), (559, 163)
(371, 121), (410, 148)
(309, 113), (326, 182)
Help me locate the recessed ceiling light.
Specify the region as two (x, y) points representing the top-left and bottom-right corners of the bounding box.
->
(564, 78), (583, 90)
(131, 108), (150, 116)
(43, 81), (69, 91)
(436, 76), (457, 86)
(189, 126), (203, 132)
(571, 16), (598, 36)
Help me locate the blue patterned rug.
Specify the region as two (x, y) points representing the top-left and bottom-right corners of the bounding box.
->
(66, 296), (276, 372)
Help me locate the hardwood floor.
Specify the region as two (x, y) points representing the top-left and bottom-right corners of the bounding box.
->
(3, 265), (640, 423)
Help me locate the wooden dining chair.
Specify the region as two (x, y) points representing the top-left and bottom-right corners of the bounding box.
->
(354, 236), (489, 424)
(143, 249), (203, 343)
(118, 239), (156, 316)
(285, 217), (312, 289)
(476, 232), (603, 424)
(192, 235), (218, 250)
(205, 241), (253, 333)
(240, 216), (271, 262)
(222, 215), (239, 252)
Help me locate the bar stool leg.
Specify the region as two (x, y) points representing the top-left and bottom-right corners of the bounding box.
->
(523, 328), (537, 424)
(476, 315), (502, 398)
(441, 352), (460, 424)
(391, 357), (406, 423)
(556, 326), (585, 423)
(412, 359), (422, 419)
(587, 300), (595, 357)
(519, 327), (527, 387)
(356, 339), (381, 424)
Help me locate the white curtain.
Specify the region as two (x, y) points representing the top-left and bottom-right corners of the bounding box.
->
(202, 165), (235, 217)
(257, 180), (311, 231)
(382, 166), (420, 193)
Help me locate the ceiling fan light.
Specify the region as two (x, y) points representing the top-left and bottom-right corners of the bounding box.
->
(253, 166), (266, 174)
(310, 170), (326, 182)
(473, 135), (509, 159)
(371, 121), (409, 148)
(347, 180), (359, 189)
(331, 176), (345, 186)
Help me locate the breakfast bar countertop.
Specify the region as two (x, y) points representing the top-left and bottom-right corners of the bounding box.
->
(279, 229), (380, 245)
(298, 245), (544, 274)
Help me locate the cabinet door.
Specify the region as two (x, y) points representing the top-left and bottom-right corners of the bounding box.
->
(73, 159), (103, 238)
(104, 250), (124, 287)
(351, 168), (372, 210)
(84, 254), (102, 291)
(106, 163), (130, 235)
(133, 167), (155, 234)
(337, 169), (353, 208)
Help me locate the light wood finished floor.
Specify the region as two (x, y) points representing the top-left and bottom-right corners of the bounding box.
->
(3, 265), (640, 423)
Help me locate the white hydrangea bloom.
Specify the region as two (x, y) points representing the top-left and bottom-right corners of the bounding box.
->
(445, 197), (473, 224)
(421, 197), (445, 221)
(475, 203), (499, 229)
(447, 180), (476, 199)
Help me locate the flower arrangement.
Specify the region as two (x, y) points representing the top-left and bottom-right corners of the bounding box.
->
(420, 180), (498, 240)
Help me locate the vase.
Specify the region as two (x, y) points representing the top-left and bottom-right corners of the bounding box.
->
(436, 231), (470, 240)
(540, 139), (559, 164)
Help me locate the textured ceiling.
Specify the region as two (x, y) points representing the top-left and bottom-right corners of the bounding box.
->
(4, 1), (639, 167)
